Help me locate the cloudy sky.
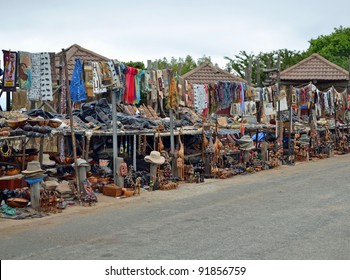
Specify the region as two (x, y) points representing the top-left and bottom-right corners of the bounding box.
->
(1, 0), (350, 69)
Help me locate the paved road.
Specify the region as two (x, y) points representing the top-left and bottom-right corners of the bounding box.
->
(1, 154), (350, 260)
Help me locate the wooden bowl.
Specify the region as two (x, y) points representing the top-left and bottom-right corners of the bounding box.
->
(6, 118), (28, 129)
(48, 119), (62, 128)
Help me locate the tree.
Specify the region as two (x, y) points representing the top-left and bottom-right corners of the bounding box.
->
(305, 26), (350, 69)
(224, 49), (304, 85)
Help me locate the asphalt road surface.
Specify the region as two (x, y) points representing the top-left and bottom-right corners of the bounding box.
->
(1, 154), (349, 260)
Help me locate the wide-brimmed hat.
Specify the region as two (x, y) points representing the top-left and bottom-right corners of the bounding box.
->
(72, 158), (91, 171)
(42, 154), (56, 167)
(144, 151), (165, 165)
(22, 161), (43, 174)
(238, 135), (255, 151)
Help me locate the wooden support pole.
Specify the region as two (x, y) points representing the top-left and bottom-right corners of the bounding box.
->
(133, 134), (137, 171)
(30, 181), (41, 211)
(116, 157), (124, 188)
(62, 48), (80, 193)
(39, 137), (44, 168)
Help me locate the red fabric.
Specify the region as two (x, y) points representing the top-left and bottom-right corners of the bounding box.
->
(124, 66), (138, 104)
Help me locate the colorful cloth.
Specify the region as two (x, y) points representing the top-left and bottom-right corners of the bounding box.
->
(83, 61), (94, 97)
(70, 59), (87, 102)
(18, 51), (32, 90)
(2, 50), (17, 91)
(124, 66), (138, 104)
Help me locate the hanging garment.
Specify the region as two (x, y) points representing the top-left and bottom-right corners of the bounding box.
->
(70, 58), (87, 103)
(92, 62), (106, 94)
(2, 50), (17, 91)
(18, 51), (32, 90)
(124, 66), (138, 104)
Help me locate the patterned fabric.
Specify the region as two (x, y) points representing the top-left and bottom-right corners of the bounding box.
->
(61, 58), (67, 114)
(193, 84), (207, 115)
(83, 62), (94, 97)
(2, 50), (18, 91)
(156, 70), (164, 99)
(107, 60), (121, 89)
(92, 62), (106, 94)
(28, 52), (53, 101)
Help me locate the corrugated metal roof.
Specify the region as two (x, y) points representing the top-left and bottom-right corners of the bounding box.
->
(280, 53), (349, 81)
(181, 63), (247, 84)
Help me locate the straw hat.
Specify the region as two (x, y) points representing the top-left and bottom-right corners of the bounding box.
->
(144, 151), (165, 165)
(22, 161), (43, 174)
(42, 154), (56, 167)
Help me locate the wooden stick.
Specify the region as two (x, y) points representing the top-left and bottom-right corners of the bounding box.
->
(62, 48), (80, 193)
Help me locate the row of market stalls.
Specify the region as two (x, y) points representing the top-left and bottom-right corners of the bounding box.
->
(0, 45), (349, 218)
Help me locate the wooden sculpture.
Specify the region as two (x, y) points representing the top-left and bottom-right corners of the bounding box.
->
(177, 129), (185, 180)
(213, 135), (223, 166)
(135, 177), (141, 196)
(157, 125), (164, 152)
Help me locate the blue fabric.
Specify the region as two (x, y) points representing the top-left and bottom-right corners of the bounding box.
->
(137, 70), (145, 104)
(252, 133), (264, 141)
(70, 59), (87, 102)
(24, 177), (44, 184)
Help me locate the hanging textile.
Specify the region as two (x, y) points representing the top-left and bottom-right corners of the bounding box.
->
(61, 57), (67, 114)
(92, 62), (106, 95)
(167, 73), (178, 109)
(156, 70), (164, 99)
(162, 69), (169, 97)
(193, 84), (207, 115)
(83, 62), (94, 97)
(150, 70), (158, 102)
(186, 81), (194, 108)
(136, 70), (145, 104)
(70, 58), (87, 103)
(18, 51), (32, 90)
(39, 53), (53, 101)
(239, 82), (245, 115)
(124, 66), (138, 104)
(107, 60), (121, 89)
(28, 52), (53, 101)
(100, 61), (113, 87)
(2, 50), (18, 91)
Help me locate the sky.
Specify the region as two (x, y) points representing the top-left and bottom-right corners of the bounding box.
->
(1, 0), (350, 70)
